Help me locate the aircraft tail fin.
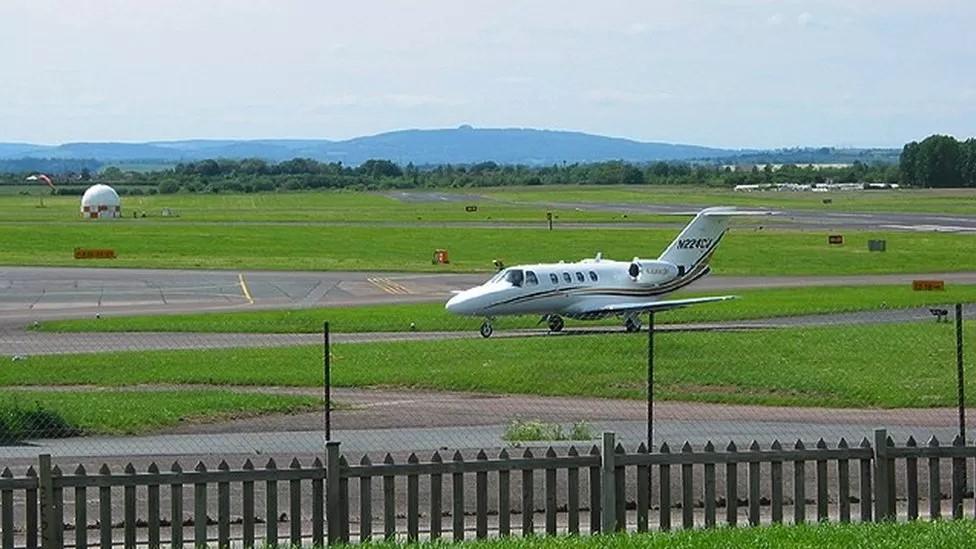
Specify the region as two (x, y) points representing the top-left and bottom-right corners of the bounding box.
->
(658, 207), (771, 275)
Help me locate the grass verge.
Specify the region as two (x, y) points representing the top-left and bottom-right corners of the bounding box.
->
(502, 419), (594, 444)
(9, 321), (976, 408)
(36, 284), (976, 333)
(0, 191), (673, 224)
(363, 520), (976, 548)
(0, 390), (321, 437)
(0, 401), (79, 442)
(1, 221), (975, 274)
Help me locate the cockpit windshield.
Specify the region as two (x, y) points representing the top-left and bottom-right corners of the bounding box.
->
(504, 269), (524, 287)
(487, 268), (524, 287)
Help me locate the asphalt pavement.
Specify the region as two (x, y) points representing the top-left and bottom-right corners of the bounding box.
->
(405, 190), (976, 233)
(4, 265), (976, 329)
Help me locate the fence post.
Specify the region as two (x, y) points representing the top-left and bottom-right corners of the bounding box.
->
(957, 303), (969, 494)
(873, 429), (891, 521)
(957, 304), (966, 442)
(600, 432), (617, 533)
(647, 312), (654, 449)
(325, 440), (341, 545)
(324, 321), (331, 442)
(38, 454), (57, 549)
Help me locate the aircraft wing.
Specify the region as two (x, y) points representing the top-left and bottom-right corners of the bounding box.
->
(594, 295), (737, 314)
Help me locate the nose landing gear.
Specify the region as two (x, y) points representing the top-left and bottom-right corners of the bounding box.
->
(479, 320), (494, 338)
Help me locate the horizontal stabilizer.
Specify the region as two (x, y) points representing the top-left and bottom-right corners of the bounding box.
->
(596, 295), (737, 314)
(698, 207), (776, 217)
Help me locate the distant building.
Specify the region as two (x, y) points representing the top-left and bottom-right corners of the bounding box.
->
(733, 182), (900, 192)
(723, 163), (853, 172)
(80, 184), (121, 219)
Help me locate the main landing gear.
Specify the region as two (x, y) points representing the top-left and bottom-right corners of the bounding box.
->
(624, 315), (643, 333)
(547, 315), (564, 333)
(479, 320), (494, 338)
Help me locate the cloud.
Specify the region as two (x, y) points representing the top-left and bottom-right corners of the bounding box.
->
(624, 22), (650, 36)
(797, 12), (814, 27)
(767, 13), (784, 26)
(312, 93), (464, 110)
(584, 89), (673, 106)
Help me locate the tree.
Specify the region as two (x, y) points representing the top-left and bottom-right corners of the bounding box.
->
(913, 135), (961, 188)
(358, 159), (402, 178)
(101, 166), (124, 181)
(960, 138), (976, 188)
(238, 158), (268, 175)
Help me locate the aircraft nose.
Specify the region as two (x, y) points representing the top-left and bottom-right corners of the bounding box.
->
(445, 291), (475, 315)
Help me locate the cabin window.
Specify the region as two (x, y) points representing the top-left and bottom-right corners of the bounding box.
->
(504, 269), (524, 287)
(575, 272), (585, 282)
(549, 273), (559, 284)
(562, 272), (572, 283)
(525, 271), (539, 285)
(589, 271), (599, 282)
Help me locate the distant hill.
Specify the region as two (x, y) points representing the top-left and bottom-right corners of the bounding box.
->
(0, 127), (738, 166)
(0, 127), (899, 168)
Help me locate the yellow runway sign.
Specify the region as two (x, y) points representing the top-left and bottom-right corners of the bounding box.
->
(74, 248), (116, 259)
(912, 280), (945, 291)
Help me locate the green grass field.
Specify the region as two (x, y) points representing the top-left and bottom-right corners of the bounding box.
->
(2, 187), (975, 273)
(1, 221), (973, 273)
(366, 521), (976, 549)
(37, 284), (976, 333)
(0, 389), (320, 436)
(0, 191), (671, 224)
(9, 322), (974, 408)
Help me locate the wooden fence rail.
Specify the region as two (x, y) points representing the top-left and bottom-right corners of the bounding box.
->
(0, 429), (975, 548)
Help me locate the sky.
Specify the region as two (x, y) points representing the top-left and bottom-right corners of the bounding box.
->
(1, 0), (974, 148)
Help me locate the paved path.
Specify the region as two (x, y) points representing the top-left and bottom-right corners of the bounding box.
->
(0, 387), (961, 459)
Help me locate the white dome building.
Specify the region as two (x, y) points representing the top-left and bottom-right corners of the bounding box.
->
(80, 184), (121, 219)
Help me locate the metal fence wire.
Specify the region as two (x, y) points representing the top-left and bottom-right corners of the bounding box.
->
(0, 293), (974, 545)
(0, 300), (972, 460)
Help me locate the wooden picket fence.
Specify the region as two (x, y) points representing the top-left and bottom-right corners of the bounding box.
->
(1, 429), (975, 548)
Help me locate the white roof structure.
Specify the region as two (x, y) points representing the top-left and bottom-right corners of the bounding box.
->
(80, 184), (121, 219)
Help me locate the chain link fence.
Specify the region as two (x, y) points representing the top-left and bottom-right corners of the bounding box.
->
(0, 295), (971, 464)
(0, 288), (973, 545)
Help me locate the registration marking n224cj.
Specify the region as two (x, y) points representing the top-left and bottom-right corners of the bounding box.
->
(676, 238), (712, 250)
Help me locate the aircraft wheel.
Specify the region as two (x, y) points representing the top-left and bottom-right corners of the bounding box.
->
(625, 317), (642, 333)
(479, 321), (494, 338)
(547, 315), (565, 333)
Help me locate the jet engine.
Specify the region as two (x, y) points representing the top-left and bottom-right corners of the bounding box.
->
(628, 258), (679, 285)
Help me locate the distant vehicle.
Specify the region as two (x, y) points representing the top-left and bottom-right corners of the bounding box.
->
(445, 207), (772, 337)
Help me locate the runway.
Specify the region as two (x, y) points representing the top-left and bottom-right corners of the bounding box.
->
(4, 265), (976, 328)
(3, 303), (973, 356)
(537, 201), (976, 233)
(396, 190), (976, 233)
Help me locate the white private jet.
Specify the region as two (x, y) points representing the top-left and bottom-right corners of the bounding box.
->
(445, 207), (771, 337)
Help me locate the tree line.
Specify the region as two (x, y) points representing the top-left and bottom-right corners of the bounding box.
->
(1, 158), (896, 195)
(899, 135), (976, 188)
(5, 134), (975, 193)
